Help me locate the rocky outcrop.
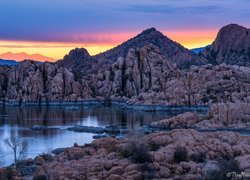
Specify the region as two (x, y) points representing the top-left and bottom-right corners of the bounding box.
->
(0, 66), (10, 102)
(2, 46), (250, 106)
(151, 112), (201, 129)
(95, 44), (177, 99)
(202, 103), (250, 129)
(4, 129), (250, 179)
(57, 48), (97, 81)
(5, 60), (93, 104)
(126, 63), (250, 106)
(204, 24), (250, 66)
(151, 102), (250, 131)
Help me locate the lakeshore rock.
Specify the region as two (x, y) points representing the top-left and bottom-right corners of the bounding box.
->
(152, 102), (250, 130)
(5, 60), (93, 104)
(3, 129), (250, 179)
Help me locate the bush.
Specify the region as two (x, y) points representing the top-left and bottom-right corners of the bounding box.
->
(120, 139), (152, 164)
(218, 159), (240, 179)
(206, 159), (240, 180)
(174, 146), (188, 163)
(190, 152), (206, 163)
(223, 75), (230, 80)
(147, 140), (160, 151)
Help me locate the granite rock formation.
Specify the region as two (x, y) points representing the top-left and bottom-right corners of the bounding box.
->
(204, 24), (250, 66)
(5, 60), (93, 104)
(151, 102), (250, 130)
(94, 44), (177, 100)
(0, 66), (10, 102)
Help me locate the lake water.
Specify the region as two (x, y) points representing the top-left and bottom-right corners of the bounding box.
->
(0, 105), (204, 166)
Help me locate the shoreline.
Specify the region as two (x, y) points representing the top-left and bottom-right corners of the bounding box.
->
(0, 100), (209, 112)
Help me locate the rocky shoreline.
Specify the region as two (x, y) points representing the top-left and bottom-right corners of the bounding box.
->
(1, 101), (250, 179)
(1, 128), (250, 179)
(0, 99), (209, 112)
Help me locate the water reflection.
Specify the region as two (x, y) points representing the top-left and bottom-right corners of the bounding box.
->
(0, 105), (195, 165)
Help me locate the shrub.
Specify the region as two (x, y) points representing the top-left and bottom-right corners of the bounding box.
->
(6, 166), (14, 180)
(190, 152), (206, 163)
(147, 140), (160, 151)
(223, 75), (230, 80)
(218, 159), (240, 179)
(174, 146), (188, 163)
(120, 139), (152, 164)
(206, 159), (240, 180)
(106, 141), (119, 153)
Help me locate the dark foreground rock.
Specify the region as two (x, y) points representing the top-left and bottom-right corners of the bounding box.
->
(67, 125), (105, 134)
(68, 125), (129, 135)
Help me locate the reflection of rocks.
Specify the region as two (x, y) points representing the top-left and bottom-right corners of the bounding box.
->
(151, 102), (250, 131)
(4, 129), (250, 179)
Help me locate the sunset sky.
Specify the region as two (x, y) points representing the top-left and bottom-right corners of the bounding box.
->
(0, 0), (249, 61)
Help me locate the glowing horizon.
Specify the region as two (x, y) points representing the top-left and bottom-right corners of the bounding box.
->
(0, 29), (217, 61)
(1, 0), (249, 61)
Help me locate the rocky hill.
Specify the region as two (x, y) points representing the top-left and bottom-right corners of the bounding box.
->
(57, 28), (197, 77)
(57, 48), (97, 81)
(94, 28), (196, 66)
(204, 24), (250, 66)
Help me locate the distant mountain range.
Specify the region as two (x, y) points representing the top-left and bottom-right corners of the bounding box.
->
(0, 52), (55, 62)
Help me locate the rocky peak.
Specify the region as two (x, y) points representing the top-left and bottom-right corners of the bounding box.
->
(57, 48), (95, 80)
(204, 24), (250, 66)
(94, 27), (196, 66)
(64, 48), (90, 61)
(138, 27), (157, 36)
